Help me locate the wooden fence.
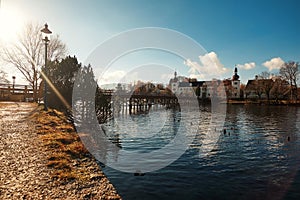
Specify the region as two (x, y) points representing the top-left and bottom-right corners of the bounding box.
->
(0, 83), (38, 102)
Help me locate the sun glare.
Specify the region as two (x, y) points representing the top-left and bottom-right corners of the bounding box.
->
(0, 6), (23, 43)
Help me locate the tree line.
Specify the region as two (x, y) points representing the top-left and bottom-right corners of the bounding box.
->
(243, 62), (299, 102)
(0, 22), (111, 122)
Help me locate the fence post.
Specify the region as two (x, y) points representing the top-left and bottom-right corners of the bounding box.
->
(25, 86), (28, 101)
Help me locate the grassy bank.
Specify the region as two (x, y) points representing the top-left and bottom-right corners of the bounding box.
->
(33, 107), (89, 181)
(32, 105), (121, 199)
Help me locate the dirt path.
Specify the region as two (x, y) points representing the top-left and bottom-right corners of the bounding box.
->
(0, 102), (121, 199)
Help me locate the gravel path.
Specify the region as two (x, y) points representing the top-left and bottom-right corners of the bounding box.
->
(0, 102), (121, 199)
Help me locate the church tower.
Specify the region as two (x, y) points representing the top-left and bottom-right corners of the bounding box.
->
(231, 66), (240, 98)
(169, 70), (179, 94)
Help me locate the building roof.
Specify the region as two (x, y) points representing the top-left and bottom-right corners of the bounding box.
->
(178, 82), (191, 87)
(189, 81), (205, 87)
(245, 79), (274, 91)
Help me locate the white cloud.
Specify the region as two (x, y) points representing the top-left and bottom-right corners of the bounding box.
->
(98, 70), (126, 86)
(237, 62), (256, 70)
(184, 59), (201, 74)
(184, 51), (227, 80)
(263, 57), (285, 71)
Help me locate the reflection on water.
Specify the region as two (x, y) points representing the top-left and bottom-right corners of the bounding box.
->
(100, 105), (300, 200)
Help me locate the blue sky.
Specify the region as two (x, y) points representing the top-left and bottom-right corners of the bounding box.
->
(1, 0), (300, 84)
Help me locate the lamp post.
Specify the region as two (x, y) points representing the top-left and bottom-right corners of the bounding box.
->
(12, 76), (16, 93)
(41, 23), (52, 110)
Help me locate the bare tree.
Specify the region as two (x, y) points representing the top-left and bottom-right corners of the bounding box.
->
(254, 80), (264, 99)
(279, 61), (299, 100)
(0, 70), (9, 83)
(258, 72), (273, 100)
(270, 76), (289, 101)
(260, 71), (271, 79)
(262, 79), (274, 100)
(0, 22), (67, 101)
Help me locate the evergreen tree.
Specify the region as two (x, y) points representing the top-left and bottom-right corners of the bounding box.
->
(43, 55), (81, 111)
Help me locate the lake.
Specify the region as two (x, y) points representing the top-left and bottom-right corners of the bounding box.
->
(99, 104), (300, 200)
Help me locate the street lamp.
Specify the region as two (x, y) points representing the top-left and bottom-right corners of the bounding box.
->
(12, 76), (16, 93)
(41, 23), (52, 110)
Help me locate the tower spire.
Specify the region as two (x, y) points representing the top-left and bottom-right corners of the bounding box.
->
(232, 65), (239, 81)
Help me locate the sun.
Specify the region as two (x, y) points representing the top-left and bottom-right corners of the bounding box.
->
(0, 6), (23, 43)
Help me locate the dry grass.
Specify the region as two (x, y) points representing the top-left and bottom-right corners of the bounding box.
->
(33, 106), (91, 182)
(65, 141), (89, 158)
(47, 159), (71, 170)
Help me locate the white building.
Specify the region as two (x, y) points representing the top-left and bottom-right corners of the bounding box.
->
(170, 71), (179, 94)
(231, 67), (240, 98)
(169, 71), (194, 96)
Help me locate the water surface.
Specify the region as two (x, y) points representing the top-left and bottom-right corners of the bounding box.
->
(100, 105), (300, 200)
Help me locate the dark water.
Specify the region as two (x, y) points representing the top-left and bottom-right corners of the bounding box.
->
(100, 105), (300, 200)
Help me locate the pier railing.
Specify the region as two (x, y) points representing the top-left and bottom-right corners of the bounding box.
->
(0, 83), (36, 101)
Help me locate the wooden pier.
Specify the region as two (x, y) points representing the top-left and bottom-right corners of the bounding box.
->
(121, 94), (178, 115)
(103, 90), (182, 116)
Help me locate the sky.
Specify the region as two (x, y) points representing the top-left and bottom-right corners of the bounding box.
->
(0, 0), (300, 85)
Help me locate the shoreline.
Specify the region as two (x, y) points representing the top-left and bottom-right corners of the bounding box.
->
(227, 99), (300, 106)
(0, 102), (121, 199)
(34, 105), (122, 199)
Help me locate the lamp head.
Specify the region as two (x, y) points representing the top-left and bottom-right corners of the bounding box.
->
(43, 36), (50, 43)
(41, 23), (52, 34)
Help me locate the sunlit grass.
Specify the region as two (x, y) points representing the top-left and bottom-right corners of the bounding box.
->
(47, 159), (71, 170)
(0, 102), (7, 108)
(65, 141), (89, 158)
(33, 105), (91, 182)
